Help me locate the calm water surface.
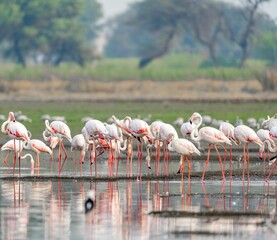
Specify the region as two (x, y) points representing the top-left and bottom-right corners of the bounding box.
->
(0, 150), (277, 239)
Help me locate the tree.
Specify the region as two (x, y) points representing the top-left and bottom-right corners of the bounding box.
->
(0, 0), (102, 66)
(222, 0), (271, 67)
(253, 31), (277, 65)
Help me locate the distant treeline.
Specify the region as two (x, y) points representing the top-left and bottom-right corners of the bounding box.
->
(105, 0), (277, 68)
(0, 0), (276, 68)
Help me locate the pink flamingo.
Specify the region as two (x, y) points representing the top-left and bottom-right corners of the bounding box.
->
(23, 139), (53, 170)
(112, 115), (134, 176)
(104, 123), (123, 162)
(265, 126), (277, 182)
(71, 134), (88, 174)
(113, 116), (153, 180)
(44, 119), (72, 175)
(42, 130), (59, 153)
(1, 112), (30, 175)
(189, 112), (231, 182)
(234, 124), (262, 181)
(83, 119), (109, 176)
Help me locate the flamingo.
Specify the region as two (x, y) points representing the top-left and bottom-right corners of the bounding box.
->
(189, 112), (232, 182)
(257, 129), (276, 160)
(234, 124), (262, 181)
(42, 130), (59, 153)
(180, 121), (202, 152)
(104, 123), (123, 161)
(112, 116), (134, 176)
(147, 120), (164, 172)
(1, 112), (30, 175)
(112, 116), (152, 180)
(265, 126), (277, 182)
(1, 139), (23, 169)
(44, 119), (72, 175)
(23, 139), (53, 170)
(71, 134), (88, 174)
(21, 153), (35, 175)
(219, 122), (237, 170)
(159, 123), (178, 156)
(261, 115), (277, 130)
(125, 117), (153, 180)
(84, 119), (109, 160)
(168, 138), (201, 181)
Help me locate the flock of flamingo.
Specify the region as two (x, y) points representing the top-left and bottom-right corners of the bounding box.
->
(0, 111), (277, 182)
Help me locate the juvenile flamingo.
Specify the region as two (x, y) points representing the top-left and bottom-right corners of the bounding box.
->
(1, 112), (30, 175)
(189, 112), (232, 182)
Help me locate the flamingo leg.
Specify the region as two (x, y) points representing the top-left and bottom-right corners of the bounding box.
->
(214, 144), (225, 181)
(242, 144), (246, 183)
(202, 144), (211, 182)
(18, 140), (21, 176)
(3, 151), (11, 169)
(186, 156), (191, 194)
(59, 141), (68, 175)
(13, 139), (17, 176)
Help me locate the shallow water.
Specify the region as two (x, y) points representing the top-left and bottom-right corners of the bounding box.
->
(0, 179), (277, 240)
(0, 149), (277, 239)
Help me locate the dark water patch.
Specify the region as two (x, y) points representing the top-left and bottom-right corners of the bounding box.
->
(148, 210), (270, 218)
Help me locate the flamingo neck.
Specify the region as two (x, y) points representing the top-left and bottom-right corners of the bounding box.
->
(190, 115), (202, 142)
(265, 139), (276, 152)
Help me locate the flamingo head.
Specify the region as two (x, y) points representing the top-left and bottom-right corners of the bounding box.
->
(258, 151), (263, 160)
(189, 112), (201, 125)
(9, 112), (15, 122)
(49, 136), (59, 149)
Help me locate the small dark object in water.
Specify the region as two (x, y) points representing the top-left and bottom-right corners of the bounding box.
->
(85, 190), (95, 214)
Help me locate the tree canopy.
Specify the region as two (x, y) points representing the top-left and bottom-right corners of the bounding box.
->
(105, 0), (276, 68)
(0, 0), (102, 66)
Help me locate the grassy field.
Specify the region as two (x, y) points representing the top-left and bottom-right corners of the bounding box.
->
(0, 54), (267, 82)
(0, 101), (276, 141)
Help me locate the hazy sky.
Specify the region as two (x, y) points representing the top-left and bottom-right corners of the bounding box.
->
(99, 0), (277, 20)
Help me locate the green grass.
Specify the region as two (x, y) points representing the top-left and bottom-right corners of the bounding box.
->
(0, 101), (276, 142)
(0, 54), (268, 82)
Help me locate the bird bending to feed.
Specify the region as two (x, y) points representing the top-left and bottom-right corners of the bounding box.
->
(85, 190), (96, 214)
(44, 119), (72, 175)
(23, 139), (53, 169)
(1, 139), (23, 169)
(189, 112), (232, 182)
(168, 138), (201, 180)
